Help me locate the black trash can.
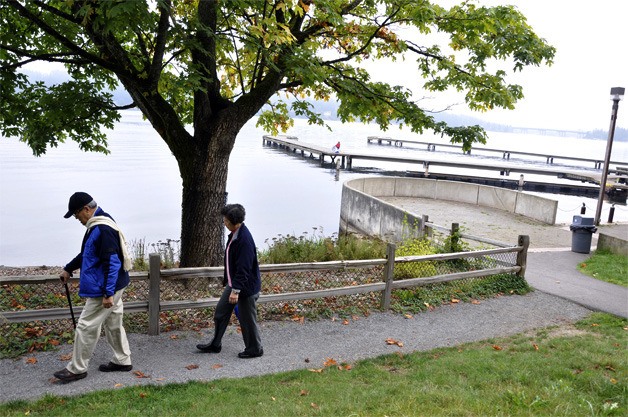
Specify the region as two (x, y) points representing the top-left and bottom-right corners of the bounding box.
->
(570, 216), (597, 254)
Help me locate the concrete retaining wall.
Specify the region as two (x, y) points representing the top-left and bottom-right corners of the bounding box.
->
(597, 233), (628, 256)
(340, 177), (558, 242)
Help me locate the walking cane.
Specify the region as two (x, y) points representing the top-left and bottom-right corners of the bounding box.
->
(63, 281), (77, 329)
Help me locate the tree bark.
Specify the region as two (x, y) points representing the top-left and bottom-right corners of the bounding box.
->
(179, 146), (230, 267)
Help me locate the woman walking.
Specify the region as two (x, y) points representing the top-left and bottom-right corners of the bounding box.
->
(197, 204), (263, 358)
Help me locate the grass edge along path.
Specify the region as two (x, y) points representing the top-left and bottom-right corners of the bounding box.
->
(1, 313), (625, 417)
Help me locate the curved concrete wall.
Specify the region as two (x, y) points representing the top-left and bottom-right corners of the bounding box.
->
(340, 177), (558, 242)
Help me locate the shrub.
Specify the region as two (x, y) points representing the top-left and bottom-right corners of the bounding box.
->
(393, 237), (438, 279)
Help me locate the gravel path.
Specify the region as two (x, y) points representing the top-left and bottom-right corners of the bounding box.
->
(1, 291), (591, 402)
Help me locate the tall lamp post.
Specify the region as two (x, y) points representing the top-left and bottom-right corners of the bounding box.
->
(594, 87), (625, 226)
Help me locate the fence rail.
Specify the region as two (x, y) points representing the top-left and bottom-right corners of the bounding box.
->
(1, 235), (529, 336)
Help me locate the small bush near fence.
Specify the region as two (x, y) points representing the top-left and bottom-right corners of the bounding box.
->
(0, 230), (528, 358)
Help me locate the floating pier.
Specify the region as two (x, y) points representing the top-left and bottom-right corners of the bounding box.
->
(263, 135), (628, 185)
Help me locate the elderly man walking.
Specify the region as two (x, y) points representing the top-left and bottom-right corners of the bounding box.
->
(54, 192), (133, 383)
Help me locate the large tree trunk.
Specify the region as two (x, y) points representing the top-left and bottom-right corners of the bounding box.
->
(179, 151), (229, 267)
(178, 139), (232, 267)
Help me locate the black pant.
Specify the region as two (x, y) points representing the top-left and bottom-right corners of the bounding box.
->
(209, 286), (262, 354)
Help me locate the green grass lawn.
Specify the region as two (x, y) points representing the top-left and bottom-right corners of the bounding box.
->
(1, 312), (625, 417)
(578, 250), (628, 287)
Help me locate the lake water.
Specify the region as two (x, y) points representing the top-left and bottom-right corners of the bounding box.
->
(1, 110), (627, 266)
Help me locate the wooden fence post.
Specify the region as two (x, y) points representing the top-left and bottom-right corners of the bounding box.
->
(148, 253), (161, 336)
(380, 243), (396, 310)
(450, 223), (459, 251)
(422, 215), (431, 238)
(516, 235), (530, 278)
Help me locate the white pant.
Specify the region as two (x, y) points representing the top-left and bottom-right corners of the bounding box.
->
(67, 288), (131, 374)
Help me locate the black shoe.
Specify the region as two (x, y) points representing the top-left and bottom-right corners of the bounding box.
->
(53, 368), (87, 383)
(99, 362), (133, 372)
(197, 343), (221, 353)
(238, 349), (264, 359)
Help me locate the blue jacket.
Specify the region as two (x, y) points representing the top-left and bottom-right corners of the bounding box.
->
(64, 208), (130, 298)
(223, 223), (261, 298)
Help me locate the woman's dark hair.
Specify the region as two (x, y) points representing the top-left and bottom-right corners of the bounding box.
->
(221, 204), (245, 225)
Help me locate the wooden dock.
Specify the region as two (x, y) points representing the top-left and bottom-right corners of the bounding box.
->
(366, 136), (627, 170)
(262, 135), (628, 187)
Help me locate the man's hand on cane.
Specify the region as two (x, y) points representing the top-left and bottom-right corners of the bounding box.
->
(59, 270), (71, 284)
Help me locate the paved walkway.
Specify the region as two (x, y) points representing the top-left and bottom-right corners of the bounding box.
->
(1, 203), (626, 403)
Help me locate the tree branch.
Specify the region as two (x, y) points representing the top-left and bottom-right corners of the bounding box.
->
(149, 0), (172, 87)
(6, 1), (121, 74)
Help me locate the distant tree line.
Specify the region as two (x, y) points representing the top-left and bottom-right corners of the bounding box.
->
(288, 99), (627, 141)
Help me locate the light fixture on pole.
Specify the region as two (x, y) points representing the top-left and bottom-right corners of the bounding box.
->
(594, 87), (625, 226)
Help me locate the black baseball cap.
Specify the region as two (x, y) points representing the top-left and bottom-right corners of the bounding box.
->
(64, 192), (93, 218)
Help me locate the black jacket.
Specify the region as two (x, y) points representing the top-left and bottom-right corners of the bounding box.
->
(222, 223), (261, 298)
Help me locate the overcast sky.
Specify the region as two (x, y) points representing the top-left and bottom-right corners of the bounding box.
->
(459, 0), (627, 131)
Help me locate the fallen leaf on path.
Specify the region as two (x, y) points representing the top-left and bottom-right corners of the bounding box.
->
(114, 383), (124, 388)
(385, 338), (403, 347)
(471, 300), (481, 305)
(451, 298), (460, 303)
(170, 335), (178, 340)
(185, 364), (199, 370)
(133, 370), (150, 378)
(342, 319), (349, 325)
(25, 357), (37, 364)
(323, 358), (338, 367)
(404, 313), (413, 319)
(59, 353), (72, 361)
(212, 364), (223, 369)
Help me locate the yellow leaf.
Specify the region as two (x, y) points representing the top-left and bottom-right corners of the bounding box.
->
(114, 383), (124, 388)
(404, 314), (413, 319)
(451, 298), (460, 303)
(308, 368), (323, 373)
(342, 319), (349, 325)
